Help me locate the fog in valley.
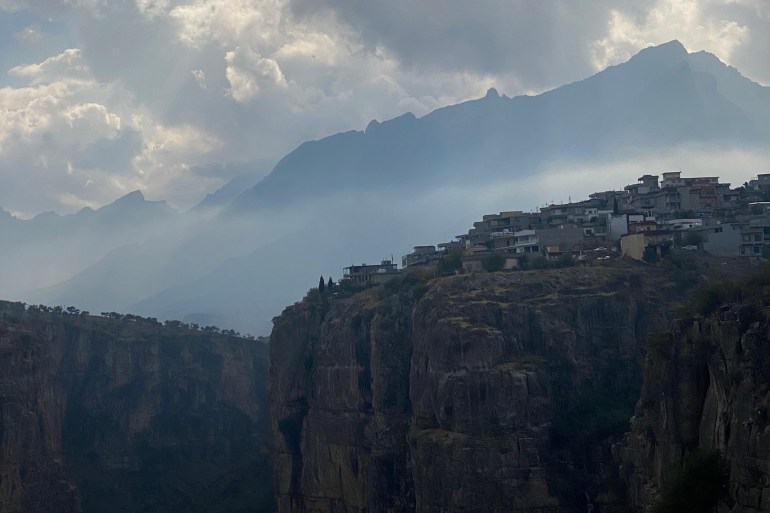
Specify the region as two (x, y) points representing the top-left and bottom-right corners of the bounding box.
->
(1, 141), (767, 335)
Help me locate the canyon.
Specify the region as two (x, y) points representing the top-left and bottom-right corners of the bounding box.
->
(3, 256), (770, 512)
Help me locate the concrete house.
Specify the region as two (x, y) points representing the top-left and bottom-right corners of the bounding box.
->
(342, 260), (400, 284)
(697, 224), (741, 257)
(402, 245), (443, 268)
(620, 230), (674, 260)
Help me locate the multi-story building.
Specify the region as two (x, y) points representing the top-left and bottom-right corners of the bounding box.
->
(342, 260), (400, 284)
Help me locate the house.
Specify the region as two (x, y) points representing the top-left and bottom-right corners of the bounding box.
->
(466, 211), (541, 247)
(402, 245), (444, 268)
(342, 260), (400, 284)
(461, 247), (521, 272)
(660, 171), (685, 188)
(628, 220), (658, 233)
(624, 174), (660, 197)
(536, 225), (585, 252)
(620, 230), (674, 260)
(697, 223), (741, 257)
(608, 213), (652, 240)
(739, 226), (764, 257)
(663, 218), (703, 231)
(460, 247), (489, 273)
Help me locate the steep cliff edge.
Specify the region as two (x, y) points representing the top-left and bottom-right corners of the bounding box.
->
(0, 302), (272, 513)
(617, 275), (770, 513)
(270, 262), (686, 512)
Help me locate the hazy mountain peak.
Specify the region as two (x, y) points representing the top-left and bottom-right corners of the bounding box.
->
(112, 190), (145, 205)
(625, 39), (688, 69)
(485, 87), (499, 98)
(365, 119), (380, 134)
(648, 39), (687, 56)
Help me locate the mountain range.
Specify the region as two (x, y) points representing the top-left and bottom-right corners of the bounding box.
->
(3, 40), (769, 334)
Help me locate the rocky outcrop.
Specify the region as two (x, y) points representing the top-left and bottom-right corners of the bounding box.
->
(270, 263), (683, 512)
(617, 302), (770, 513)
(0, 302), (271, 513)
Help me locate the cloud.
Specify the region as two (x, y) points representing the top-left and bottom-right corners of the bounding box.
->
(0, 46), (222, 216)
(0, 74), (131, 216)
(9, 48), (89, 84)
(129, 122), (223, 205)
(191, 68), (207, 89)
(135, 0), (169, 19)
(13, 25), (43, 44)
(1, 0), (768, 218)
(168, 0), (283, 48)
(224, 46), (286, 101)
(287, 0), (619, 91)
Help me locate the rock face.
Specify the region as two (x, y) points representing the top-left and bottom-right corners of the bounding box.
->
(270, 264), (683, 512)
(617, 303), (770, 513)
(0, 302), (271, 513)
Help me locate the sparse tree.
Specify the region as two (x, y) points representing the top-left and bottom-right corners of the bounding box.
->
(483, 253), (505, 272)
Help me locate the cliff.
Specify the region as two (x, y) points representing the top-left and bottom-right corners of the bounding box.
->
(0, 302), (272, 513)
(270, 262), (687, 512)
(617, 276), (770, 513)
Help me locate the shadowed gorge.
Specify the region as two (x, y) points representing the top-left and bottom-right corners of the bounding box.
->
(0, 302), (273, 513)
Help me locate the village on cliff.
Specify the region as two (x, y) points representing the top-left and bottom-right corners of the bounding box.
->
(342, 171), (770, 284)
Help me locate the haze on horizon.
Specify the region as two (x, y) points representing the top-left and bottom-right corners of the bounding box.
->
(2, 0), (770, 218)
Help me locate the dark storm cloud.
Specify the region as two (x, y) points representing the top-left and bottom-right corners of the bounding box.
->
(289, 0), (637, 89)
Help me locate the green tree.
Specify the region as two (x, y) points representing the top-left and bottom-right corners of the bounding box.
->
(437, 249), (464, 275)
(319, 275), (325, 293)
(483, 253), (505, 272)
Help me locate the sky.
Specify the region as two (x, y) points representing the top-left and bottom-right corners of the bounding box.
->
(1, 0), (769, 218)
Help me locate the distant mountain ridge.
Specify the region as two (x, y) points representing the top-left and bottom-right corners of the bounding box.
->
(234, 40), (769, 211)
(0, 190), (180, 300)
